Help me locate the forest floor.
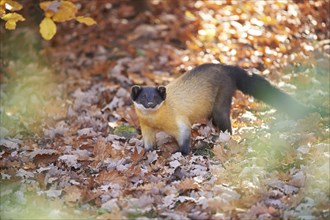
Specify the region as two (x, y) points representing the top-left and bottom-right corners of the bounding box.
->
(1, 1), (329, 219)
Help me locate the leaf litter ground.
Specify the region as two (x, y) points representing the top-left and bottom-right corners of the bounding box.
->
(1, 1), (329, 219)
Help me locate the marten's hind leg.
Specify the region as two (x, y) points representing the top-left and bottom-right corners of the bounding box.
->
(212, 91), (233, 134)
(174, 119), (191, 155)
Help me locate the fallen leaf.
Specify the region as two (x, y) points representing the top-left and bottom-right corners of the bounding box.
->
(169, 160), (181, 169)
(176, 178), (199, 192)
(63, 186), (82, 205)
(130, 146), (145, 165)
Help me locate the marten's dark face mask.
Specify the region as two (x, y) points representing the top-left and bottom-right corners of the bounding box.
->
(131, 86), (166, 112)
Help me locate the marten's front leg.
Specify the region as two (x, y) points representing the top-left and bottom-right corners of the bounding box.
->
(140, 123), (156, 151)
(175, 120), (191, 155)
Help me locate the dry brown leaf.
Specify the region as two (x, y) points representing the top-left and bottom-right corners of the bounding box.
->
(131, 146), (145, 165)
(95, 170), (126, 185)
(213, 145), (228, 164)
(176, 178), (199, 192)
(63, 186), (82, 205)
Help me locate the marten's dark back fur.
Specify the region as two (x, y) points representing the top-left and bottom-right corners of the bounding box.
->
(222, 64), (311, 118)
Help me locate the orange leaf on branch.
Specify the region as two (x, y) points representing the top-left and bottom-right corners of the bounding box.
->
(52, 1), (77, 22)
(39, 17), (57, 40)
(39, 1), (57, 11)
(1, 12), (25, 30)
(1, 0), (23, 11)
(40, 1), (77, 22)
(38, 0), (96, 40)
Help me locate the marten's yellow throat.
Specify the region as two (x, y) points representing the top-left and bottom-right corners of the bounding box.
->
(131, 63), (318, 155)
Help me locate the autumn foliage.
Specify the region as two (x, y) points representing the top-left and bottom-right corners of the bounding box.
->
(1, 0), (329, 219)
(0, 0), (96, 40)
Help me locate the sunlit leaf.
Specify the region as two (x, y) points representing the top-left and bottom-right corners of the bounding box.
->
(3, 0), (23, 11)
(39, 17), (57, 40)
(76, 16), (96, 26)
(1, 11), (24, 21)
(40, 1), (60, 18)
(45, 10), (55, 18)
(1, 12), (25, 30)
(4, 19), (15, 29)
(39, 1), (60, 12)
(52, 1), (77, 22)
(39, 1), (52, 11)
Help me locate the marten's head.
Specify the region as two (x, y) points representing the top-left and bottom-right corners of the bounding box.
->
(131, 85), (166, 112)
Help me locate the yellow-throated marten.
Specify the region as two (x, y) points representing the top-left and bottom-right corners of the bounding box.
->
(131, 63), (317, 155)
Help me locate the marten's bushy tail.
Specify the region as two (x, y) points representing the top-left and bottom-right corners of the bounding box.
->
(226, 65), (314, 118)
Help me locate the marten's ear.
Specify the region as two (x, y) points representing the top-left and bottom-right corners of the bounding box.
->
(157, 86), (166, 100)
(131, 85), (142, 101)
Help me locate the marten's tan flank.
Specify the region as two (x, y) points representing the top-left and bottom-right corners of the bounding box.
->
(131, 63), (313, 155)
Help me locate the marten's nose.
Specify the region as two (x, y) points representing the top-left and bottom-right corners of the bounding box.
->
(147, 102), (154, 108)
